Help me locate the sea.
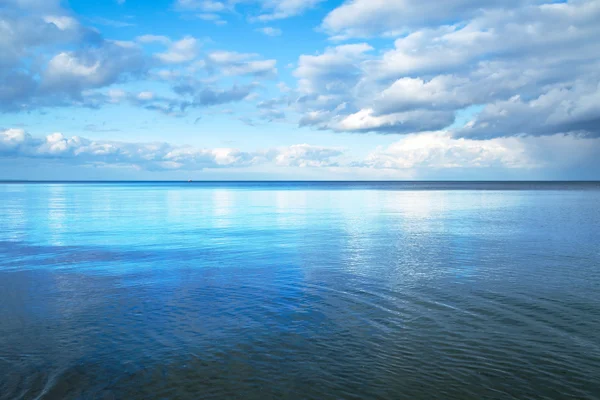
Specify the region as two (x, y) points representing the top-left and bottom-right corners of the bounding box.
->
(1, 182), (599, 399)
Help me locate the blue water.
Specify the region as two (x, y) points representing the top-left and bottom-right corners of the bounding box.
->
(1, 182), (599, 399)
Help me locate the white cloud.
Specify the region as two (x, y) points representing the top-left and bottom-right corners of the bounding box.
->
(0, 129), (344, 171)
(4, 128), (596, 177)
(174, 0), (323, 21)
(295, 43), (372, 94)
(322, 0), (528, 39)
(292, 0), (600, 139)
(274, 144), (343, 167)
(175, 0), (226, 12)
(253, 0), (324, 21)
(457, 81), (600, 139)
(46, 52), (100, 80)
(334, 108), (454, 134)
(136, 35), (172, 45)
(137, 91), (154, 100)
(355, 130), (600, 176)
(196, 13), (227, 24)
(41, 42), (147, 94)
(358, 131), (534, 170)
(42, 15), (79, 31)
(205, 51), (277, 77)
(155, 36), (200, 64)
(256, 27), (282, 36)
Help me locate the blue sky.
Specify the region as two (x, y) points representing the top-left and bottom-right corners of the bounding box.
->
(1, 0), (599, 180)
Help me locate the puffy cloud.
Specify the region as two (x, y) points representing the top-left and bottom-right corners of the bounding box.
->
(155, 36), (200, 64)
(0, 129), (344, 171)
(0, 1), (98, 64)
(295, 43), (372, 95)
(2, 128), (597, 177)
(42, 42), (147, 94)
(322, 0), (531, 39)
(373, 76), (470, 114)
(457, 81), (600, 139)
(355, 130), (600, 173)
(357, 131), (534, 170)
(334, 109), (455, 134)
(0, 0), (272, 115)
(0, 0), (147, 111)
(292, 0), (600, 139)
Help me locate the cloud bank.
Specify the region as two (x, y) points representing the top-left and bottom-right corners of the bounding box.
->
(3, 128), (598, 178)
(0, 129), (343, 171)
(291, 0), (600, 139)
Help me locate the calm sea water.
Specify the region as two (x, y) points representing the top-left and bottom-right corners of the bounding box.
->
(1, 182), (599, 400)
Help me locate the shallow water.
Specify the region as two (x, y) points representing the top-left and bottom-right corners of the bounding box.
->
(1, 182), (599, 400)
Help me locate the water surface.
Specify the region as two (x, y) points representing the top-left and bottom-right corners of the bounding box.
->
(1, 182), (599, 399)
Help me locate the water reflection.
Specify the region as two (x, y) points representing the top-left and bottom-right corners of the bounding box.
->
(0, 183), (599, 400)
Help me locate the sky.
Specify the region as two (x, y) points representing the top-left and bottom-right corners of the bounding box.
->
(0, 0), (599, 180)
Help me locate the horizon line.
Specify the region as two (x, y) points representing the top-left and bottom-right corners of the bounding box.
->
(1, 180), (599, 183)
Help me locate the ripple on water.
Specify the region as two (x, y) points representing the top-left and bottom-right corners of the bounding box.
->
(1, 183), (600, 399)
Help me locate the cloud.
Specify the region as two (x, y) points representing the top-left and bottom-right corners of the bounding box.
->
(204, 51), (277, 77)
(87, 17), (135, 28)
(252, 0), (324, 21)
(354, 130), (600, 178)
(256, 27), (282, 36)
(174, 0), (226, 12)
(196, 13), (227, 25)
(42, 42), (147, 95)
(456, 81), (600, 139)
(322, 0), (527, 39)
(136, 35), (172, 45)
(356, 131), (534, 170)
(295, 43), (372, 95)
(174, 0), (323, 21)
(193, 85), (255, 106)
(292, 0), (600, 139)
(273, 144), (343, 167)
(333, 108), (455, 134)
(0, 0), (273, 116)
(0, 128), (344, 171)
(0, 0), (148, 111)
(5, 127), (595, 176)
(155, 36), (200, 64)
